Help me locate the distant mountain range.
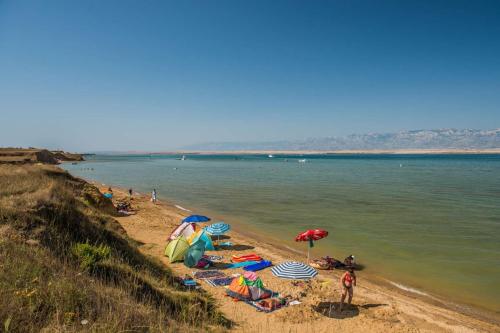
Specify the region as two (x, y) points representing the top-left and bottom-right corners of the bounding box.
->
(183, 129), (500, 151)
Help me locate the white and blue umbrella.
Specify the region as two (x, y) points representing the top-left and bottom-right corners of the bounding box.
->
(271, 261), (318, 280)
(204, 222), (231, 247)
(204, 222), (231, 236)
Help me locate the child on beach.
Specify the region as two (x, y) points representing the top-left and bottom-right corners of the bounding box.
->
(339, 267), (356, 312)
(151, 189), (157, 203)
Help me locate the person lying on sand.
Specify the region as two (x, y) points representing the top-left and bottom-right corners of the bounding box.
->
(339, 267), (356, 312)
(344, 255), (355, 266)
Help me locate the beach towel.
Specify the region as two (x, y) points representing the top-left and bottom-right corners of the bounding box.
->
(226, 261), (259, 269)
(243, 260), (272, 272)
(193, 270), (226, 280)
(231, 254), (262, 263)
(204, 276), (235, 287)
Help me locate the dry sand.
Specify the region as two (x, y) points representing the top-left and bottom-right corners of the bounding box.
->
(105, 186), (499, 333)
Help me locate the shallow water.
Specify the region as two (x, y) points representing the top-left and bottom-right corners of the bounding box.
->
(63, 154), (500, 312)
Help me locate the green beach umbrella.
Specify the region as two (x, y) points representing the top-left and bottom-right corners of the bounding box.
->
(164, 236), (189, 263)
(184, 239), (206, 268)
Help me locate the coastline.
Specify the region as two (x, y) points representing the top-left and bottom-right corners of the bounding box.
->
(82, 174), (500, 332)
(104, 148), (500, 155)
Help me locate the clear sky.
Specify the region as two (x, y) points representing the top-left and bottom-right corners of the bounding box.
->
(1, 0), (499, 151)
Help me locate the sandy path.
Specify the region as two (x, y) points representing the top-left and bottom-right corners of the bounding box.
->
(108, 187), (499, 333)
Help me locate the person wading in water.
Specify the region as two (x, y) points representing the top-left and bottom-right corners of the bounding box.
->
(151, 189), (157, 203)
(339, 267), (356, 312)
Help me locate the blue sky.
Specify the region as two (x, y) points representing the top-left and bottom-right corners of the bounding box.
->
(1, 0), (499, 151)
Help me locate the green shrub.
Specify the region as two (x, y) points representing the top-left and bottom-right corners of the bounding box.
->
(72, 242), (111, 269)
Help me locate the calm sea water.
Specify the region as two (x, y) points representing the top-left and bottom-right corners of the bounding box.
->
(62, 154), (500, 312)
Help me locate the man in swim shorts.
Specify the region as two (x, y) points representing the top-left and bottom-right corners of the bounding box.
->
(339, 267), (356, 312)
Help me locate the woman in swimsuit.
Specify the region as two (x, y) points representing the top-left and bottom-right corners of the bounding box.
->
(339, 267), (356, 312)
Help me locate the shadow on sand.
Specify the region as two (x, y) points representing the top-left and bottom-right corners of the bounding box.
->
(314, 302), (387, 319)
(314, 302), (359, 319)
(226, 244), (255, 251)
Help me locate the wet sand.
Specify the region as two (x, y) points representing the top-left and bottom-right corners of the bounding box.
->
(104, 185), (499, 333)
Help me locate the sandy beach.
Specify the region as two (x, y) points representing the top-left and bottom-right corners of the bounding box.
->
(100, 185), (499, 333)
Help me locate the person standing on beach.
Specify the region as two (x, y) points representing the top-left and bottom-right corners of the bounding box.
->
(151, 189), (157, 203)
(339, 267), (356, 312)
(128, 188), (133, 198)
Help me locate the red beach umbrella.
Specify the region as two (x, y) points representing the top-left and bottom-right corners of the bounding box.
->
(295, 229), (329, 263)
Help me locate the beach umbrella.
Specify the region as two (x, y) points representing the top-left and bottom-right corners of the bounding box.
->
(295, 229), (328, 262)
(164, 236), (189, 263)
(205, 222), (231, 235)
(271, 261), (318, 280)
(187, 229), (215, 251)
(184, 239), (206, 268)
(168, 222), (195, 241)
(204, 222), (231, 245)
(182, 215), (211, 223)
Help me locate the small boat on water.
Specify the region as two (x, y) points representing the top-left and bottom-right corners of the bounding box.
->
(268, 154), (274, 158)
(298, 159), (307, 163)
(176, 155), (187, 161)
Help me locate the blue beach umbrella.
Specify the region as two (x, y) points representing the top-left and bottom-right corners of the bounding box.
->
(204, 222), (231, 236)
(182, 215), (211, 223)
(271, 261), (318, 280)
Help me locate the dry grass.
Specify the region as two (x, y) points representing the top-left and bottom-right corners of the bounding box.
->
(0, 164), (230, 332)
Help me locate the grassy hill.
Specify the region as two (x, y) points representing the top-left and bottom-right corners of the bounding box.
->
(0, 164), (230, 332)
(0, 148), (84, 164)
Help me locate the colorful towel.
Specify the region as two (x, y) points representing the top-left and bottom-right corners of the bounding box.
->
(243, 260), (272, 272)
(218, 241), (233, 247)
(193, 270), (226, 280)
(226, 261), (259, 269)
(204, 276), (235, 287)
(231, 254), (262, 262)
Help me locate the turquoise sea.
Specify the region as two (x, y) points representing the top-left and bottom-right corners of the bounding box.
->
(62, 154), (500, 313)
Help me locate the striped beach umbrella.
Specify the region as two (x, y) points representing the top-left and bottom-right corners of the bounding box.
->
(204, 222), (231, 236)
(271, 261), (318, 280)
(182, 215), (211, 223)
(204, 222), (231, 247)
